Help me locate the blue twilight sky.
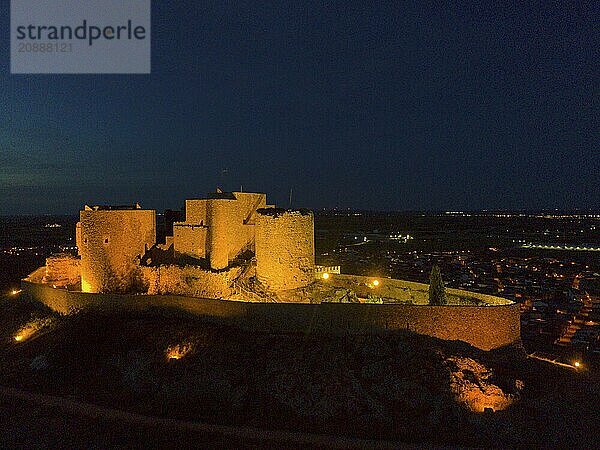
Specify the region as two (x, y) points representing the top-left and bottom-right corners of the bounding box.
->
(0, 1), (598, 214)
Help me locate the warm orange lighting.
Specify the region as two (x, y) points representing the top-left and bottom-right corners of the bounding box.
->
(13, 318), (54, 343)
(367, 279), (381, 289)
(448, 356), (517, 413)
(322, 272), (330, 280)
(13, 327), (35, 342)
(10, 289), (22, 296)
(574, 361), (581, 368)
(166, 343), (193, 360)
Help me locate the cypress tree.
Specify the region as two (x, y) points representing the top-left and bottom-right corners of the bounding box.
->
(429, 264), (447, 305)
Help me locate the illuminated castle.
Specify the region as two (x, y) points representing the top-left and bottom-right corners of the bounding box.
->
(25, 189), (521, 351)
(73, 191), (316, 296)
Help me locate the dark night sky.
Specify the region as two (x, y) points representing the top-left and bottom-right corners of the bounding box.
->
(1, 1), (598, 214)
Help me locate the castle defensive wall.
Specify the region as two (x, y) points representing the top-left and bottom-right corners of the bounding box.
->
(22, 270), (520, 351)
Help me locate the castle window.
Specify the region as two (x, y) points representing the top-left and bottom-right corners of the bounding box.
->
(104, 238), (109, 244)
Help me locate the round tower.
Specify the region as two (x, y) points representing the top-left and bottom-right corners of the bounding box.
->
(255, 209), (315, 291)
(207, 198), (232, 270)
(79, 207), (156, 293)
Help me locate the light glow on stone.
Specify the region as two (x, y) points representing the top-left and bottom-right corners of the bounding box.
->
(13, 317), (55, 343)
(166, 342), (193, 360)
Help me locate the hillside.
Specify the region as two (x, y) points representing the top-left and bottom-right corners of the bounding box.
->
(0, 294), (598, 447)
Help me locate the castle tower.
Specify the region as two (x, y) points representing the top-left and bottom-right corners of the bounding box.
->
(173, 191), (269, 269)
(78, 205), (156, 293)
(207, 197), (233, 270)
(255, 209), (315, 291)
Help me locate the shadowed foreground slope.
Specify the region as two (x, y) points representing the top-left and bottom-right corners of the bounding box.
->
(0, 295), (598, 447)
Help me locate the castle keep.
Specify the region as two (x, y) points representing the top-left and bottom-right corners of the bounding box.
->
(255, 209), (315, 291)
(171, 192), (270, 269)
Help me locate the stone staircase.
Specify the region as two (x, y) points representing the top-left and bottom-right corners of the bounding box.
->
(230, 260), (279, 303)
(555, 295), (593, 347)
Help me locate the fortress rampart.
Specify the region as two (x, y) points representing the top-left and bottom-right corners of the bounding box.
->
(43, 254), (80, 287)
(326, 274), (514, 305)
(255, 209), (315, 291)
(22, 273), (520, 351)
(141, 264), (242, 299)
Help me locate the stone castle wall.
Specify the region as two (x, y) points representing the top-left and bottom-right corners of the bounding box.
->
(184, 199), (208, 224)
(327, 275), (514, 305)
(173, 200), (207, 260)
(255, 209), (315, 291)
(43, 254), (81, 287)
(79, 209), (156, 293)
(141, 264), (241, 299)
(224, 192), (267, 260)
(22, 277), (520, 351)
(172, 224), (207, 260)
(173, 193), (266, 268)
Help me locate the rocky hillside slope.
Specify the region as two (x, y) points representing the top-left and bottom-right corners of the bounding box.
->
(0, 294), (597, 447)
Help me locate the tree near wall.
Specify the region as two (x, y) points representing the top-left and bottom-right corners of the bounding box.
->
(429, 264), (447, 305)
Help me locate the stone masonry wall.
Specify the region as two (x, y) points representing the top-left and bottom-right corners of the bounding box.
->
(225, 192), (267, 259)
(79, 209), (156, 293)
(184, 199), (208, 224)
(255, 209), (315, 291)
(22, 277), (520, 351)
(172, 224), (207, 260)
(43, 254), (81, 287)
(141, 264), (241, 299)
(207, 199), (233, 270)
(327, 274), (514, 306)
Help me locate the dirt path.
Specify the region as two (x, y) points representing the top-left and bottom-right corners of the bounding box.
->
(0, 385), (416, 449)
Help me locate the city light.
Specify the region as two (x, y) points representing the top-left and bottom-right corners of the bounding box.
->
(367, 279), (381, 289)
(574, 361), (581, 369)
(322, 272), (330, 280)
(10, 289), (22, 296)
